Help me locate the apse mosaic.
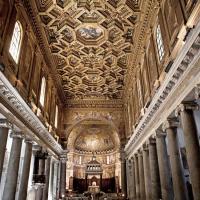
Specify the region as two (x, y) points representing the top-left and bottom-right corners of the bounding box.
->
(35, 0), (141, 99)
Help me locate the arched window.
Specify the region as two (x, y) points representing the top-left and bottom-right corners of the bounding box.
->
(9, 21), (23, 63)
(39, 77), (46, 106)
(156, 24), (165, 61)
(54, 105), (58, 128)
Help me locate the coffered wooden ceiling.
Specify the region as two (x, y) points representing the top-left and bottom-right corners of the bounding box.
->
(34, 0), (143, 101)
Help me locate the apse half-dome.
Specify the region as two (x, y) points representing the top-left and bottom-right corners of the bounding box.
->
(74, 125), (115, 152)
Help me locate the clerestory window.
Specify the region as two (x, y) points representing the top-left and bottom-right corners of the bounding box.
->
(54, 105), (58, 128)
(156, 24), (165, 61)
(39, 77), (46, 106)
(9, 21), (23, 63)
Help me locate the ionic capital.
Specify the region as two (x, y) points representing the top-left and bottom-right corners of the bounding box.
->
(156, 128), (166, 138)
(24, 137), (34, 144)
(175, 102), (199, 116)
(148, 137), (156, 145)
(0, 119), (12, 129)
(194, 84), (200, 100)
(128, 159), (132, 169)
(60, 150), (68, 163)
(142, 143), (149, 151)
(162, 118), (179, 131)
(130, 156), (134, 161)
(10, 131), (24, 139)
(138, 149), (143, 155)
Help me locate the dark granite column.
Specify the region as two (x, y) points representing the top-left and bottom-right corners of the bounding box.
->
(18, 139), (33, 200)
(156, 130), (173, 200)
(149, 137), (161, 200)
(120, 150), (127, 197)
(0, 119), (11, 183)
(43, 155), (51, 200)
(143, 144), (151, 200)
(35, 150), (47, 200)
(163, 119), (188, 200)
(134, 154), (140, 200)
(126, 159), (131, 199)
(131, 157), (136, 200)
(2, 131), (23, 200)
(177, 103), (200, 200)
(138, 150), (145, 200)
(59, 153), (67, 198)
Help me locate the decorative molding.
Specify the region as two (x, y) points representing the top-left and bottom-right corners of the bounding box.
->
(65, 99), (124, 108)
(0, 71), (63, 156)
(125, 20), (200, 158)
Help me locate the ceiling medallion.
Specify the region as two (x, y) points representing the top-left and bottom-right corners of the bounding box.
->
(77, 26), (103, 40)
(76, 24), (105, 45)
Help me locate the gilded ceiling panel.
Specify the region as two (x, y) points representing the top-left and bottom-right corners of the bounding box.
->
(35, 0), (141, 100)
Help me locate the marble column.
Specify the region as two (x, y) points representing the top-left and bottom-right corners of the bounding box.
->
(120, 150), (127, 196)
(131, 157), (136, 200)
(126, 159), (131, 199)
(156, 131), (173, 200)
(0, 119), (11, 182)
(18, 139), (33, 200)
(163, 119), (188, 200)
(149, 137), (161, 200)
(134, 154), (140, 200)
(59, 153), (67, 198)
(2, 131), (23, 200)
(177, 103), (200, 200)
(143, 144), (151, 200)
(43, 155), (51, 200)
(138, 150), (145, 200)
(36, 150), (47, 200)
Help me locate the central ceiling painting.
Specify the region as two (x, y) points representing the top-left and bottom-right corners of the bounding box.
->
(36, 0), (141, 99)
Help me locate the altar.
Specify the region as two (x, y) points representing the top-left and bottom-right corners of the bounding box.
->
(85, 155), (103, 192)
(88, 182), (100, 193)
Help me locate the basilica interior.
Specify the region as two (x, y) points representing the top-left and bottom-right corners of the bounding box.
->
(0, 0), (200, 200)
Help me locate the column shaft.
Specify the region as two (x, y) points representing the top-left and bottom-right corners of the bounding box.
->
(0, 126), (9, 182)
(43, 156), (51, 200)
(149, 139), (161, 200)
(131, 159), (136, 200)
(18, 140), (33, 200)
(180, 108), (200, 200)
(121, 160), (127, 196)
(134, 155), (140, 200)
(36, 157), (46, 200)
(143, 148), (151, 200)
(138, 152), (145, 200)
(156, 134), (173, 200)
(59, 160), (66, 198)
(126, 160), (131, 199)
(2, 134), (23, 200)
(166, 126), (188, 200)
